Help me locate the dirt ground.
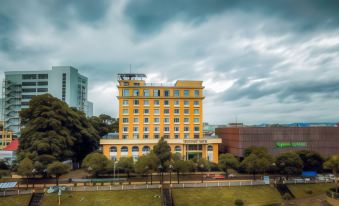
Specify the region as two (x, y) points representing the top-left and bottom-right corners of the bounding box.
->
(285, 194), (339, 206)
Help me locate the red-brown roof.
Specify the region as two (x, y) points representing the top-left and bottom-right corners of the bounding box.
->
(3, 139), (19, 151)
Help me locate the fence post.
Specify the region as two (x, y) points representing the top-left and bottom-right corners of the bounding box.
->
(217, 182), (220, 187)
(240, 181), (242, 186)
(251, 180), (253, 186)
(18, 190), (19, 195)
(134, 185), (136, 189)
(229, 181), (230, 187)
(110, 186), (112, 191)
(97, 186), (98, 191)
(147, 184), (149, 189)
(183, 183), (185, 188)
(122, 185), (124, 190)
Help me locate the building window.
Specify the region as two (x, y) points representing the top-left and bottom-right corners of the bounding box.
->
(184, 90), (189, 96)
(144, 117), (149, 123)
(133, 127), (139, 133)
(153, 89), (160, 97)
(134, 109), (139, 114)
(154, 134), (160, 139)
(174, 118), (180, 123)
(164, 118), (170, 123)
(174, 90), (180, 96)
(123, 100), (129, 106)
(144, 109), (149, 115)
(154, 118), (160, 123)
(38, 74), (48, 79)
(184, 109), (189, 115)
(164, 100), (169, 106)
(123, 127), (128, 133)
(37, 88), (48, 92)
(174, 127), (179, 132)
(134, 118), (139, 123)
(123, 82), (129, 86)
(22, 82), (36, 86)
(194, 118), (199, 123)
(110, 146), (117, 152)
(123, 118), (129, 123)
(154, 100), (160, 106)
(184, 100), (189, 106)
(154, 109), (160, 115)
(144, 134), (149, 139)
(175, 146), (181, 152)
(194, 90), (199, 97)
(134, 99), (139, 105)
(122, 135), (128, 139)
(22, 74), (37, 79)
(164, 109), (169, 115)
(62, 73), (67, 101)
(164, 90), (170, 97)
(164, 127), (170, 133)
(133, 134), (139, 139)
(144, 100), (149, 106)
(194, 134), (200, 139)
(184, 118), (189, 123)
(184, 126), (189, 132)
(174, 109), (179, 115)
(22, 88), (36, 93)
(154, 126), (159, 132)
(194, 109), (199, 115)
(194, 101), (199, 106)
(174, 134), (179, 139)
(134, 82), (140, 86)
(123, 109), (129, 114)
(121, 146), (128, 152)
(133, 89), (139, 96)
(208, 145), (213, 151)
(144, 127), (149, 133)
(123, 89), (129, 96)
(142, 146), (150, 154)
(174, 100), (179, 106)
(194, 126), (200, 132)
(37, 81), (48, 86)
(144, 89), (150, 96)
(164, 135), (169, 139)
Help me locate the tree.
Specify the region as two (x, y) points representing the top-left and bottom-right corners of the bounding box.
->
(323, 155), (339, 193)
(18, 94), (99, 164)
(218, 153), (240, 178)
(276, 152), (303, 178)
(296, 150), (324, 172)
(135, 152), (160, 184)
(89, 114), (119, 137)
(241, 153), (272, 180)
(82, 152), (111, 177)
(244, 146), (268, 157)
(172, 157), (195, 184)
(153, 137), (171, 168)
(47, 161), (70, 186)
(117, 157), (134, 179)
(17, 158), (34, 188)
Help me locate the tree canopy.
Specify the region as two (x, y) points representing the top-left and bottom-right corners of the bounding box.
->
(89, 114), (119, 137)
(47, 161), (70, 185)
(18, 94), (99, 167)
(82, 152), (111, 176)
(153, 137), (171, 167)
(296, 150), (324, 172)
(218, 153), (240, 177)
(276, 152), (303, 177)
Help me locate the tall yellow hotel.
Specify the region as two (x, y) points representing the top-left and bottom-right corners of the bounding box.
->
(100, 73), (221, 163)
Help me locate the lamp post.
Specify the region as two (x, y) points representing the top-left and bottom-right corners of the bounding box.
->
(199, 164), (204, 183)
(144, 166), (149, 184)
(58, 188), (61, 206)
(113, 161), (118, 182)
(32, 169), (37, 189)
(158, 165), (163, 184)
(169, 164), (173, 184)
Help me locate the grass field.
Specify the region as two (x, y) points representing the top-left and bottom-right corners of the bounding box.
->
(41, 189), (162, 206)
(287, 183), (335, 198)
(172, 186), (283, 206)
(0, 194), (31, 206)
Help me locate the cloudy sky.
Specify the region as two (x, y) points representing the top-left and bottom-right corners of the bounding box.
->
(1, 0), (339, 124)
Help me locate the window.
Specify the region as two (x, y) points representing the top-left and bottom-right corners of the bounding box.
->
(133, 134), (139, 139)
(123, 82), (129, 86)
(22, 88), (36, 93)
(134, 109), (139, 114)
(123, 109), (128, 114)
(122, 135), (128, 139)
(174, 100), (179, 106)
(22, 82), (36, 86)
(144, 89), (150, 96)
(184, 100), (189, 106)
(194, 90), (200, 97)
(174, 90), (180, 96)
(144, 117), (149, 123)
(22, 95), (35, 99)
(194, 118), (199, 123)
(194, 109), (199, 115)
(133, 127), (139, 133)
(154, 118), (160, 123)
(134, 99), (139, 105)
(164, 135), (169, 139)
(123, 127), (128, 133)
(174, 134), (179, 139)
(175, 146), (181, 152)
(144, 127), (149, 133)
(174, 118), (180, 123)
(164, 118), (170, 123)
(164, 109), (169, 115)
(184, 118), (189, 123)
(174, 127), (179, 132)
(174, 109), (179, 114)
(144, 109), (149, 114)
(144, 100), (149, 106)
(194, 126), (200, 132)
(184, 134), (189, 139)
(184, 109), (189, 115)
(154, 134), (160, 139)
(133, 89), (139, 96)
(134, 118), (139, 123)
(110, 146), (117, 152)
(38, 74), (48, 79)
(154, 109), (160, 115)
(123, 89), (129, 96)
(37, 81), (48, 86)
(154, 126), (159, 132)
(164, 100), (169, 106)
(153, 89), (160, 97)
(22, 74), (36, 79)
(184, 127), (189, 132)
(123, 118), (129, 123)
(121, 146), (129, 152)
(164, 90), (170, 96)
(154, 100), (160, 106)
(194, 101), (199, 106)
(184, 90), (189, 96)
(37, 88), (48, 92)
(123, 100), (129, 106)
(144, 134), (149, 139)
(164, 127), (170, 132)
(134, 82), (140, 86)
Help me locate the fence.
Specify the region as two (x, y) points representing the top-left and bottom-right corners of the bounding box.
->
(0, 189), (33, 197)
(67, 184), (161, 192)
(284, 179), (334, 184)
(171, 180), (266, 188)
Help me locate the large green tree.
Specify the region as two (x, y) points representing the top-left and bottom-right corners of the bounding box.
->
(18, 94), (99, 166)
(241, 152), (273, 180)
(153, 137), (171, 168)
(296, 150), (324, 172)
(135, 152), (159, 184)
(276, 152), (303, 178)
(47, 161), (70, 185)
(82, 152), (111, 177)
(218, 153), (240, 178)
(89, 114), (119, 137)
(117, 157), (135, 179)
(17, 157), (34, 188)
(323, 155), (339, 193)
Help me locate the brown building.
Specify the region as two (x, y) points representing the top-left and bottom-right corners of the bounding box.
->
(216, 127), (339, 157)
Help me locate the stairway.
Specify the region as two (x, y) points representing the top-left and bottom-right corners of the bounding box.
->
(28, 192), (44, 206)
(276, 184), (295, 198)
(162, 185), (173, 206)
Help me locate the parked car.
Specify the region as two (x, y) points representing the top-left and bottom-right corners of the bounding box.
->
(213, 174), (225, 180)
(228, 174), (236, 178)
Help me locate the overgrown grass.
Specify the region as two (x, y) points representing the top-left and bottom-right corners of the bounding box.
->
(0, 194), (31, 206)
(172, 185), (283, 206)
(287, 183), (335, 198)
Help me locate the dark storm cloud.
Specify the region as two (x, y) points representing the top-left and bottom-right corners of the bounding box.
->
(124, 0), (339, 33)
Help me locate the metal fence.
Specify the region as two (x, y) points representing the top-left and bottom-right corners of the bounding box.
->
(284, 179), (334, 184)
(67, 184), (161, 192)
(171, 180), (266, 188)
(0, 189), (33, 197)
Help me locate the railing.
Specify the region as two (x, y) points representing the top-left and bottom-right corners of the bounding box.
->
(283, 178), (334, 184)
(67, 184), (161, 192)
(0, 189), (33, 197)
(171, 180), (266, 188)
(145, 83), (175, 87)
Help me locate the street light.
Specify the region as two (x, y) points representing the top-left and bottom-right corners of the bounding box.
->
(199, 164), (204, 183)
(158, 165), (163, 184)
(144, 166), (149, 184)
(169, 164), (173, 184)
(32, 169), (37, 189)
(113, 161), (118, 182)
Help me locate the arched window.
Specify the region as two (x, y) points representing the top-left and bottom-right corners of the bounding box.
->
(174, 146), (181, 152)
(132, 146), (139, 152)
(121, 146), (128, 152)
(207, 145), (213, 151)
(142, 146), (150, 154)
(110, 146), (117, 152)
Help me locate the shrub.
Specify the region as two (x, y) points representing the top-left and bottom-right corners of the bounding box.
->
(282, 193), (292, 200)
(305, 189), (313, 195)
(234, 199), (244, 206)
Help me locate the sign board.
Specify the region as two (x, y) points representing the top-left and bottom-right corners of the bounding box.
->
(183, 140), (207, 144)
(275, 141), (307, 148)
(263, 176), (270, 184)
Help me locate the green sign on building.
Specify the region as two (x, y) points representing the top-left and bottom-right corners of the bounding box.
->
(275, 141), (307, 148)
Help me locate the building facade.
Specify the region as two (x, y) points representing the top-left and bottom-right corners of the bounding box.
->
(3, 66), (93, 134)
(100, 73), (221, 163)
(216, 127), (339, 157)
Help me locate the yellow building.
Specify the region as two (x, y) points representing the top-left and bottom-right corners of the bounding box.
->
(100, 73), (221, 163)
